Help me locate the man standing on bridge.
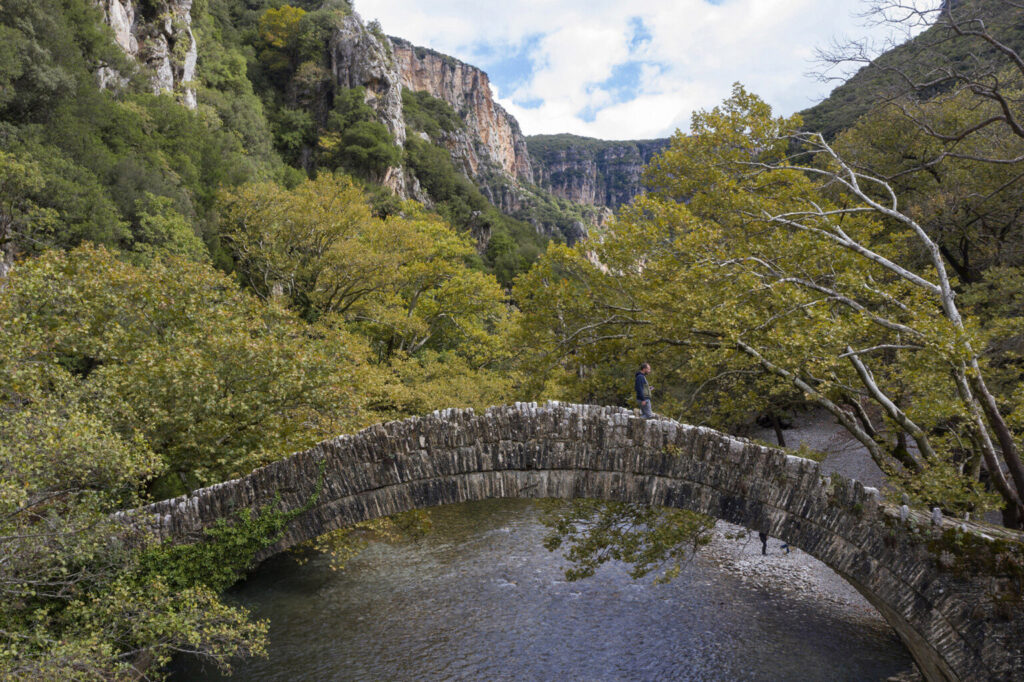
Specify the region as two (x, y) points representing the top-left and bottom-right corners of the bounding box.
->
(635, 362), (654, 419)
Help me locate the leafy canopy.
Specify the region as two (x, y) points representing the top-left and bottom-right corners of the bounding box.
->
(516, 85), (1012, 517)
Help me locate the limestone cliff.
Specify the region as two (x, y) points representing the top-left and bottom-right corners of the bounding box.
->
(388, 37), (663, 229)
(331, 15), (406, 148)
(527, 135), (670, 209)
(99, 0), (197, 108)
(391, 37), (533, 185)
(94, 2), (656, 234)
(328, 13), (413, 195)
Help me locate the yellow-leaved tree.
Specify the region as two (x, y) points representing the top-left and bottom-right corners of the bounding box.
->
(219, 172), (519, 419)
(517, 85), (1024, 530)
(0, 245), (379, 677)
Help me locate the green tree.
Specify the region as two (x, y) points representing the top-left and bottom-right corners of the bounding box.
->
(0, 245), (367, 492)
(321, 119), (401, 179)
(404, 135), (546, 284)
(0, 247), (319, 677)
(0, 0), (121, 124)
(541, 501), (715, 583)
(352, 207), (512, 363)
(256, 5), (308, 77)
(0, 150), (59, 275)
(517, 85), (1023, 526)
(220, 173), (395, 319)
(129, 192), (208, 261)
(830, 85), (1024, 286)
(0, 391), (270, 678)
(220, 174), (513, 363)
(317, 87), (401, 179)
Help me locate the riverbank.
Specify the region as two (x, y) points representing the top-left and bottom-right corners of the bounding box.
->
(700, 522), (881, 618)
(699, 523), (922, 680)
(742, 410), (921, 681)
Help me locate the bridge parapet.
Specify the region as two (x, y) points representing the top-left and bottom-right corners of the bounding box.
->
(131, 402), (1024, 681)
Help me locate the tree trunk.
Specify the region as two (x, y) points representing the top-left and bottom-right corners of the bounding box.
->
(771, 413), (786, 448)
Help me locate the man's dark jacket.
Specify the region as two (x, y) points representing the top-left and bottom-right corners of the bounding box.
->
(635, 371), (651, 402)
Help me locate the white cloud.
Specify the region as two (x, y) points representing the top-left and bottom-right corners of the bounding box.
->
(356, 0), (928, 138)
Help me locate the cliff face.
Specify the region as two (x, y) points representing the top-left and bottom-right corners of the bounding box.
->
(95, 3), (657, 229)
(329, 12), (418, 196)
(99, 0), (197, 108)
(527, 135), (670, 209)
(391, 38), (534, 185)
(331, 15), (406, 148)
(389, 36), (666, 218)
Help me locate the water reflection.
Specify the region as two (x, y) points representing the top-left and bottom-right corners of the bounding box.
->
(173, 499), (912, 681)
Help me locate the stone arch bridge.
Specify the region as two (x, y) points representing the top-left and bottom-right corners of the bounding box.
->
(138, 403), (1024, 681)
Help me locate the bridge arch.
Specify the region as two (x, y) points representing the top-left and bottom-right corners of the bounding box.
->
(139, 403), (1024, 681)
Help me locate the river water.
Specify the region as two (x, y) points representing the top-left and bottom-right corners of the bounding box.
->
(173, 499), (913, 681)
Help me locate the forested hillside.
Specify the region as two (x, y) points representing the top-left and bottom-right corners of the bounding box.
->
(801, 0), (1024, 137)
(0, 1), (528, 676)
(0, 0), (593, 284)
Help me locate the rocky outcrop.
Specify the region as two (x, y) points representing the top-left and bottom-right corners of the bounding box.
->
(528, 135), (670, 209)
(95, 3), (655, 232)
(328, 13), (412, 195)
(391, 38), (534, 185)
(99, 0), (197, 108)
(104, 0), (137, 56)
(330, 15), (406, 148)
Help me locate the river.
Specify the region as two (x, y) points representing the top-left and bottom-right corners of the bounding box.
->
(172, 498), (913, 681)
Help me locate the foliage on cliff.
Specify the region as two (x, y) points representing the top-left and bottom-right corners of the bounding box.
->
(403, 135), (547, 285)
(800, 0), (1024, 138)
(402, 87), (464, 139)
(0, 0), (556, 289)
(0, 0), (281, 270)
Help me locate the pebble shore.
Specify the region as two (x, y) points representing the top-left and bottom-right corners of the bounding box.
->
(711, 411), (922, 681)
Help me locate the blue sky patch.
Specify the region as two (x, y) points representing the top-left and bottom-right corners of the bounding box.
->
(599, 61), (647, 103)
(577, 102), (601, 124)
(471, 33), (543, 97)
(515, 97), (545, 110)
(628, 17), (652, 51)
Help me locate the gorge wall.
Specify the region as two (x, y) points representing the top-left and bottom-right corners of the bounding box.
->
(389, 38), (671, 213)
(328, 12), (414, 196)
(99, 1), (665, 227)
(527, 135), (670, 208)
(392, 38), (534, 185)
(323, 13), (531, 205)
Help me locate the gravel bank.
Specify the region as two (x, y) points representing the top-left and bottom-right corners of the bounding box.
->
(716, 410), (921, 679)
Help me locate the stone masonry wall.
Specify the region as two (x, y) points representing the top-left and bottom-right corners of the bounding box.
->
(132, 403), (1024, 681)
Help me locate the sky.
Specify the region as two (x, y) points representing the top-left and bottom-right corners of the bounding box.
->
(355, 0), (928, 140)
